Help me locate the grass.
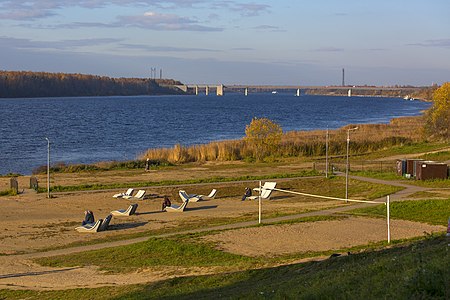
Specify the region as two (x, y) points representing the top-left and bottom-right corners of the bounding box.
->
(419, 150), (450, 161)
(35, 235), (263, 273)
(40, 170), (321, 193)
(350, 198), (450, 226)
(3, 235), (449, 299)
(0, 189), (18, 197)
(358, 141), (449, 159)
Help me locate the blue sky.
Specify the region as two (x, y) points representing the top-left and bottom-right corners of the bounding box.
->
(0, 0), (449, 86)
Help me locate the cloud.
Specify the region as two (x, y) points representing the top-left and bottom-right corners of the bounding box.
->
(231, 3), (271, 17)
(252, 25), (284, 32)
(409, 39), (450, 48)
(119, 43), (220, 52)
(115, 11), (223, 31)
(41, 11), (223, 31)
(313, 47), (345, 52)
(0, 36), (121, 51)
(0, 0), (271, 21)
(231, 47), (254, 51)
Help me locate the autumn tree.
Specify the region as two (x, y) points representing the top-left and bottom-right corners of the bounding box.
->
(425, 82), (450, 141)
(244, 117), (283, 161)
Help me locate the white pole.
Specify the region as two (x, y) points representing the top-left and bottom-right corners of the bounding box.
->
(345, 130), (350, 201)
(387, 195), (391, 244)
(258, 181), (262, 224)
(325, 127), (329, 178)
(345, 127), (358, 201)
(45, 137), (50, 198)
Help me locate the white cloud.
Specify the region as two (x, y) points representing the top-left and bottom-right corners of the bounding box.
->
(115, 12), (223, 31)
(409, 39), (450, 48)
(118, 43), (220, 52)
(0, 0), (271, 20)
(0, 36), (121, 51)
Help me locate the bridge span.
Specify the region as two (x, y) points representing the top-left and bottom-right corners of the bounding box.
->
(173, 84), (423, 97)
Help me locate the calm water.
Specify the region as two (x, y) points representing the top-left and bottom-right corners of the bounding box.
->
(0, 93), (430, 175)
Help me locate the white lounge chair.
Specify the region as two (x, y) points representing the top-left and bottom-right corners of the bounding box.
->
(181, 189), (217, 202)
(75, 219), (103, 233)
(165, 200), (189, 212)
(98, 214), (113, 231)
(123, 189), (146, 200)
(179, 190), (197, 202)
(198, 189), (217, 200)
(113, 188), (134, 198)
(111, 203), (138, 216)
(248, 182), (277, 200)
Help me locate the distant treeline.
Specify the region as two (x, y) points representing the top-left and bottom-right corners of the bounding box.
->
(306, 86), (437, 100)
(0, 70), (185, 98)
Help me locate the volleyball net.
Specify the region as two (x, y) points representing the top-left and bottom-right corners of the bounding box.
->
(255, 184), (391, 243)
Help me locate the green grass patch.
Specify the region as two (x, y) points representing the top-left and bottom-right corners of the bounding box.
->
(36, 236), (263, 273)
(408, 191), (447, 199)
(40, 170), (321, 193)
(350, 198), (450, 226)
(359, 142), (449, 159)
(351, 170), (400, 181)
(419, 150), (450, 162)
(0, 189), (18, 197)
(4, 235), (449, 299)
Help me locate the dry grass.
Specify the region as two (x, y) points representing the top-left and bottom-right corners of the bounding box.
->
(140, 116), (426, 163)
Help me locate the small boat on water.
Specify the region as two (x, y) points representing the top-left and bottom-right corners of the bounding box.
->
(272, 91), (277, 94)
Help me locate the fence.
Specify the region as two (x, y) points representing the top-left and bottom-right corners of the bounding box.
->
(313, 159), (397, 174)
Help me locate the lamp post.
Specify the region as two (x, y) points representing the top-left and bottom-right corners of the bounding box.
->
(325, 127), (329, 178)
(45, 137), (50, 198)
(345, 127), (358, 200)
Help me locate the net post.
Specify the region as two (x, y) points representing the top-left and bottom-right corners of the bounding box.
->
(386, 195), (391, 244)
(258, 181), (262, 224)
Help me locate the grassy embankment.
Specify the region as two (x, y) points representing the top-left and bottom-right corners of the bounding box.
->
(18, 115), (448, 194)
(1, 198), (448, 299)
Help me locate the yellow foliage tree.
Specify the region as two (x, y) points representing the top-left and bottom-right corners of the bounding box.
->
(425, 82), (450, 140)
(244, 117), (283, 161)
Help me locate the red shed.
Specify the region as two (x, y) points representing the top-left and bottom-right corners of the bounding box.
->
(415, 161), (448, 180)
(406, 159), (424, 177)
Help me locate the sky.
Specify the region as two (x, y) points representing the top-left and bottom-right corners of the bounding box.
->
(0, 0), (449, 86)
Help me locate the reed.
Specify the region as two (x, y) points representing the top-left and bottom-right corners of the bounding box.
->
(140, 116), (427, 163)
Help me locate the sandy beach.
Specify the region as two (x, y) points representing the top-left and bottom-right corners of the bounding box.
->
(0, 174), (446, 290)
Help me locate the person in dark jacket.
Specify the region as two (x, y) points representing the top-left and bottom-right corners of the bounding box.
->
(162, 196), (172, 211)
(82, 210), (95, 225)
(242, 187), (252, 201)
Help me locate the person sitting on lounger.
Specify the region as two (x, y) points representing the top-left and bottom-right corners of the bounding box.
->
(242, 187), (252, 201)
(82, 210), (95, 225)
(162, 196), (172, 211)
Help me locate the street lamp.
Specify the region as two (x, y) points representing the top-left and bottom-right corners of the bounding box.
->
(345, 127), (358, 200)
(45, 137), (50, 198)
(325, 127), (329, 178)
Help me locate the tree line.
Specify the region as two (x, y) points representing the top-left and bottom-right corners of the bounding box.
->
(0, 70), (185, 98)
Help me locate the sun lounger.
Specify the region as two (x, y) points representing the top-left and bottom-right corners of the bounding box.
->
(248, 182), (277, 200)
(178, 190), (197, 202)
(113, 188), (134, 198)
(123, 189), (146, 200)
(198, 189), (217, 200)
(111, 203), (138, 216)
(165, 200), (189, 212)
(98, 214), (113, 231)
(180, 189), (218, 202)
(75, 219), (103, 233)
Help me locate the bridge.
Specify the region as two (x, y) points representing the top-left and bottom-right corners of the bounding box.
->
(173, 84), (423, 97)
(174, 84), (224, 96)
